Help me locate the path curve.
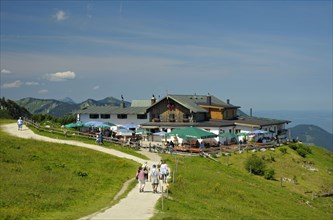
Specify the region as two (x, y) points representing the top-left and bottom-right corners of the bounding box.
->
(1, 123), (162, 220)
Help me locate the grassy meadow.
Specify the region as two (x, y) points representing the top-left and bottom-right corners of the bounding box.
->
(0, 129), (139, 219)
(2, 119), (332, 219)
(155, 146), (333, 219)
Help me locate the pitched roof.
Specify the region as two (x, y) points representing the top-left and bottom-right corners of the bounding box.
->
(146, 94), (239, 113)
(131, 100), (151, 107)
(76, 106), (147, 115)
(232, 117), (291, 127)
(140, 117), (290, 129)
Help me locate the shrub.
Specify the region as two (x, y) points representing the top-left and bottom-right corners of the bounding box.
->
(288, 143), (312, 157)
(288, 143), (298, 151)
(245, 155), (266, 176)
(296, 148), (308, 158)
(264, 168), (275, 180)
(279, 147), (287, 154)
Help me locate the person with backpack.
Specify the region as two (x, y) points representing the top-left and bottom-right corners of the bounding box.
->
(149, 164), (160, 193)
(159, 160), (169, 183)
(17, 117), (23, 131)
(136, 166), (145, 192)
(142, 162), (149, 182)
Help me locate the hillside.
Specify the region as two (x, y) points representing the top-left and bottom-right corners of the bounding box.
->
(0, 98), (32, 119)
(156, 145), (333, 219)
(290, 124), (333, 152)
(1, 121), (332, 219)
(0, 128), (139, 219)
(15, 97), (130, 117)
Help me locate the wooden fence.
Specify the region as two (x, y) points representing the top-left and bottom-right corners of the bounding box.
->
(24, 119), (140, 149)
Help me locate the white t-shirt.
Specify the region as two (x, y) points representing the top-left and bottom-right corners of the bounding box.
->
(160, 163), (168, 175)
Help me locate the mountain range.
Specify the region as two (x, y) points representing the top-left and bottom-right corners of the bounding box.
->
(15, 97), (130, 117)
(289, 124), (332, 152)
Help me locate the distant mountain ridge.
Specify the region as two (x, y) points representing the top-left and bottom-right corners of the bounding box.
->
(59, 97), (76, 104)
(15, 97), (130, 117)
(289, 124), (333, 152)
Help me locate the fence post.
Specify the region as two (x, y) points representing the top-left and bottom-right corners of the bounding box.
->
(161, 189), (164, 210)
(280, 177), (283, 188)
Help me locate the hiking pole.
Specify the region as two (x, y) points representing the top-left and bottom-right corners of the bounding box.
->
(162, 188), (164, 210)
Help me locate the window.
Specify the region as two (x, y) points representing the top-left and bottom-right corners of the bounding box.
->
(101, 114), (110, 119)
(89, 114), (99, 119)
(117, 114), (127, 119)
(137, 114), (147, 119)
(169, 113), (175, 122)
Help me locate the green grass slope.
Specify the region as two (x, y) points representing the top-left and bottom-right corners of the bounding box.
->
(156, 146), (333, 219)
(0, 130), (139, 220)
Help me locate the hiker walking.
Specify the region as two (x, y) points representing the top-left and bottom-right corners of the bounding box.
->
(17, 117), (23, 131)
(136, 166), (145, 192)
(142, 162), (149, 182)
(159, 160), (169, 183)
(96, 131), (104, 145)
(149, 164), (160, 193)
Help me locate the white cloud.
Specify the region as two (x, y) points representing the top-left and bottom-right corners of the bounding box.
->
(93, 85), (100, 90)
(25, 81), (39, 86)
(1, 80), (23, 88)
(45, 71), (76, 81)
(1, 69), (12, 74)
(54, 10), (68, 21)
(38, 89), (48, 94)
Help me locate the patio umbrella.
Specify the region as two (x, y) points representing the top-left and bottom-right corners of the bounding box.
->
(103, 122), (116, 126)
(165, 128), (183, 137)
(121, 124), (138, 130)
(116, 128), (134, 136)
(237, 132), (250, 137)
(153, 131), (167, 136)
(136, 129), (152, 135)
(218, 132), (238, 145)
(84, 121), (104, 127)
(64, 121), (84, 128)
(167, 127), (217, 139)
(96, 123), (113, 129)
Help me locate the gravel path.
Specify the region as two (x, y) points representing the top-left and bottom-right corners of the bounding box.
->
(1, 123), (162, 220)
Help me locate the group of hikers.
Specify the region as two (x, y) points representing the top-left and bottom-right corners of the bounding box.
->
(135, 160), (169, 193)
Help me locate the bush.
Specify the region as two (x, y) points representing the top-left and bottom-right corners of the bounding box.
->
(245, 155), (266, 176)
(279, 147), (287, 154)
(289, 143), (298, 151)
(296, 148), (307, 157)
(288, 143), (312, 158)
(264, 168), (275, 180)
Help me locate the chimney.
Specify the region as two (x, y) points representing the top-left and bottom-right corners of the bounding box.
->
(207, 95), (212, 105)
(120, 95), (125, 108)
(227, 99), (230, 104)
(151, 94), (156, 105)
(250, 108), (253, 117)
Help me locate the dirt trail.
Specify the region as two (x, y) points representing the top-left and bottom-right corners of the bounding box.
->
(1, 123), (162, 219)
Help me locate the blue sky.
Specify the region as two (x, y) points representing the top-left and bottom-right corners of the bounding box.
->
(1, 0), (332, 113)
